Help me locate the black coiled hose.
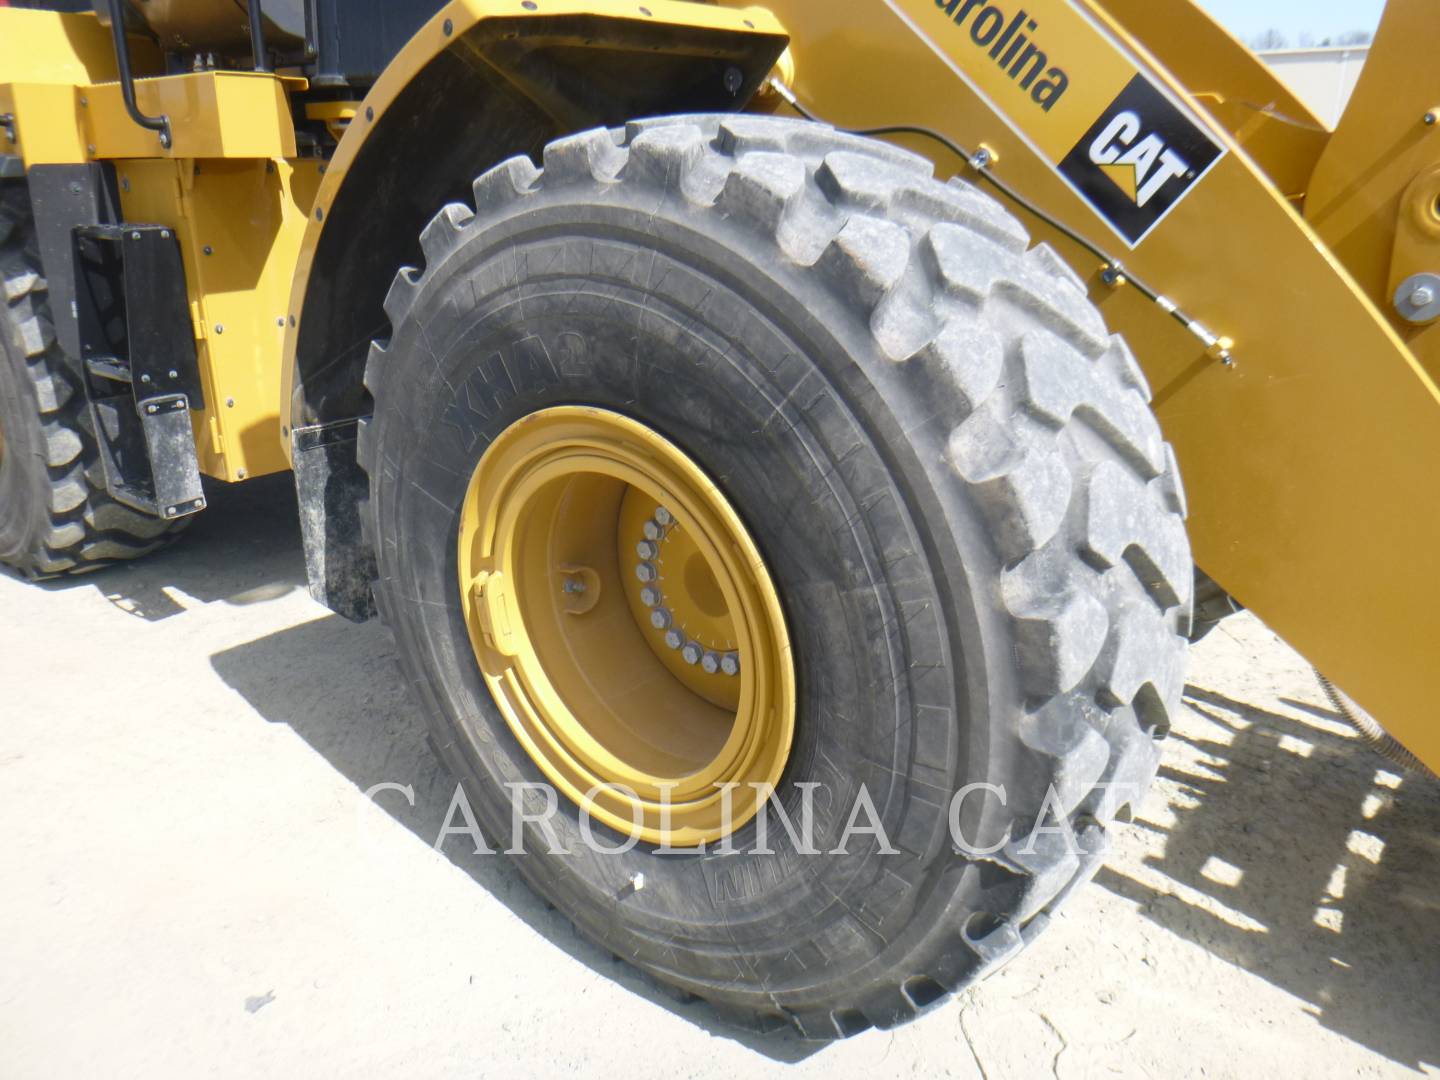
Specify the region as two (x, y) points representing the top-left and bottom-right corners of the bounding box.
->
(1313, 670), (1436, 778)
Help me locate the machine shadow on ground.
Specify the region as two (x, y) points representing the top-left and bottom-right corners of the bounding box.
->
(171, 477), (827, 1062)
(209, 610), (827, 1062)
(17, 472), (309, 621)
(58, 474), (1439, 1067)
(1098, 681), (1440, 1074)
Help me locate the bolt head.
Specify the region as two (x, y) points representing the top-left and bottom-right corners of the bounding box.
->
(636, 540), (658, 560)
(720, 653), (740, 677)
(167, 369), (178, 379)
(636, 562), (657, 583)
(649, 608), (671, 630)
(640, 586), (661, 607)
(1411, 284), (1435, 307)
(681, 642), (703, 665)
(701, 652), (720, 674)
(642, 519), (661, 541)
(664, 629), (684, 650)
(654, 507), (673, 526)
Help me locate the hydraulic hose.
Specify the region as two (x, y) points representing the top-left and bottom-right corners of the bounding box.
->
(1313, 670), (1435, 777)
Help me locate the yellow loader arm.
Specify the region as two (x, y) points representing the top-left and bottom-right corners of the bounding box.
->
(748, 0), (1440, 770)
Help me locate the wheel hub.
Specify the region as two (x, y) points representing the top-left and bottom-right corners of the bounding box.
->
(457, 406), (795, 846)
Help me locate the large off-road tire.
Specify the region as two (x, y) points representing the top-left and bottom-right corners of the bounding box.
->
(0, 183), (185, 577)
(360, 115), (1191, 1037)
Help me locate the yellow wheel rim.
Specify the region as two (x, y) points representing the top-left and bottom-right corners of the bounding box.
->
(457, 406), (796, 846)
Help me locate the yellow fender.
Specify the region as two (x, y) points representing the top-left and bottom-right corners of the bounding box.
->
(279, 0), (785, 447)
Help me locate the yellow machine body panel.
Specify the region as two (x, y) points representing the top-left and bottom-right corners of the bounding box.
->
(113, 157), (319, 482)
(0, 7), (139, 83)
(0, 8), (310, 483)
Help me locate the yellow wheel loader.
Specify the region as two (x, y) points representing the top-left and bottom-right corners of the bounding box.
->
(1, 0), (1435, 1039)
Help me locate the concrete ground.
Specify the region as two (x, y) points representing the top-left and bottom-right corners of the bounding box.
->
(2, 473), (1437, 1079)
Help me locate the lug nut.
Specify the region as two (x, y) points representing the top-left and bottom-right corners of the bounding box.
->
(636, 562), (657, 583)
(664, 629), (684, 650)
(701, 652), (719, 674)
(640, 586), (661, 607)
(562, 577), (586, 594)
(654, 506), (673, 526)
(636, 540), (658, 560)
(642, 519), (662, 541)
(720, 653), (740, 677)
(650, 608), (672, 630)
(681, 642), (703, 665)
(1412, 284), (1435, 307)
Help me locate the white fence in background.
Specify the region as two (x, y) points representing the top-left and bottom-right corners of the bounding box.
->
(1259, 46), (1370, 128)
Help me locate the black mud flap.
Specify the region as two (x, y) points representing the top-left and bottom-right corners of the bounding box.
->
(292, 418), (377, 622)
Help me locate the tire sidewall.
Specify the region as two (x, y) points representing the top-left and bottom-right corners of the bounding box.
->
(0, 309), (46, 563)
(370, 196), (1020, 999)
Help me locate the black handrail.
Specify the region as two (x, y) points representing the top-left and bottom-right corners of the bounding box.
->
(247, 0), (269, 72)
(101, 0), (171, 149)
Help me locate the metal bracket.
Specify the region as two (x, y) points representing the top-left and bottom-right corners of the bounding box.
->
(72, 222), (206, 521)
(136, 393), (206, 519)
(471, 572), (519, 657)
(73, 224), (206, 407)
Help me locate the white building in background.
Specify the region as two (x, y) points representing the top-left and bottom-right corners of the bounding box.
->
(1259, 47), (1370, 127)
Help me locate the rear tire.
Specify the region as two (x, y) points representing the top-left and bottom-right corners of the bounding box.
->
(360, 115), (1191, 1037)
(0, 183), (186, 578)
